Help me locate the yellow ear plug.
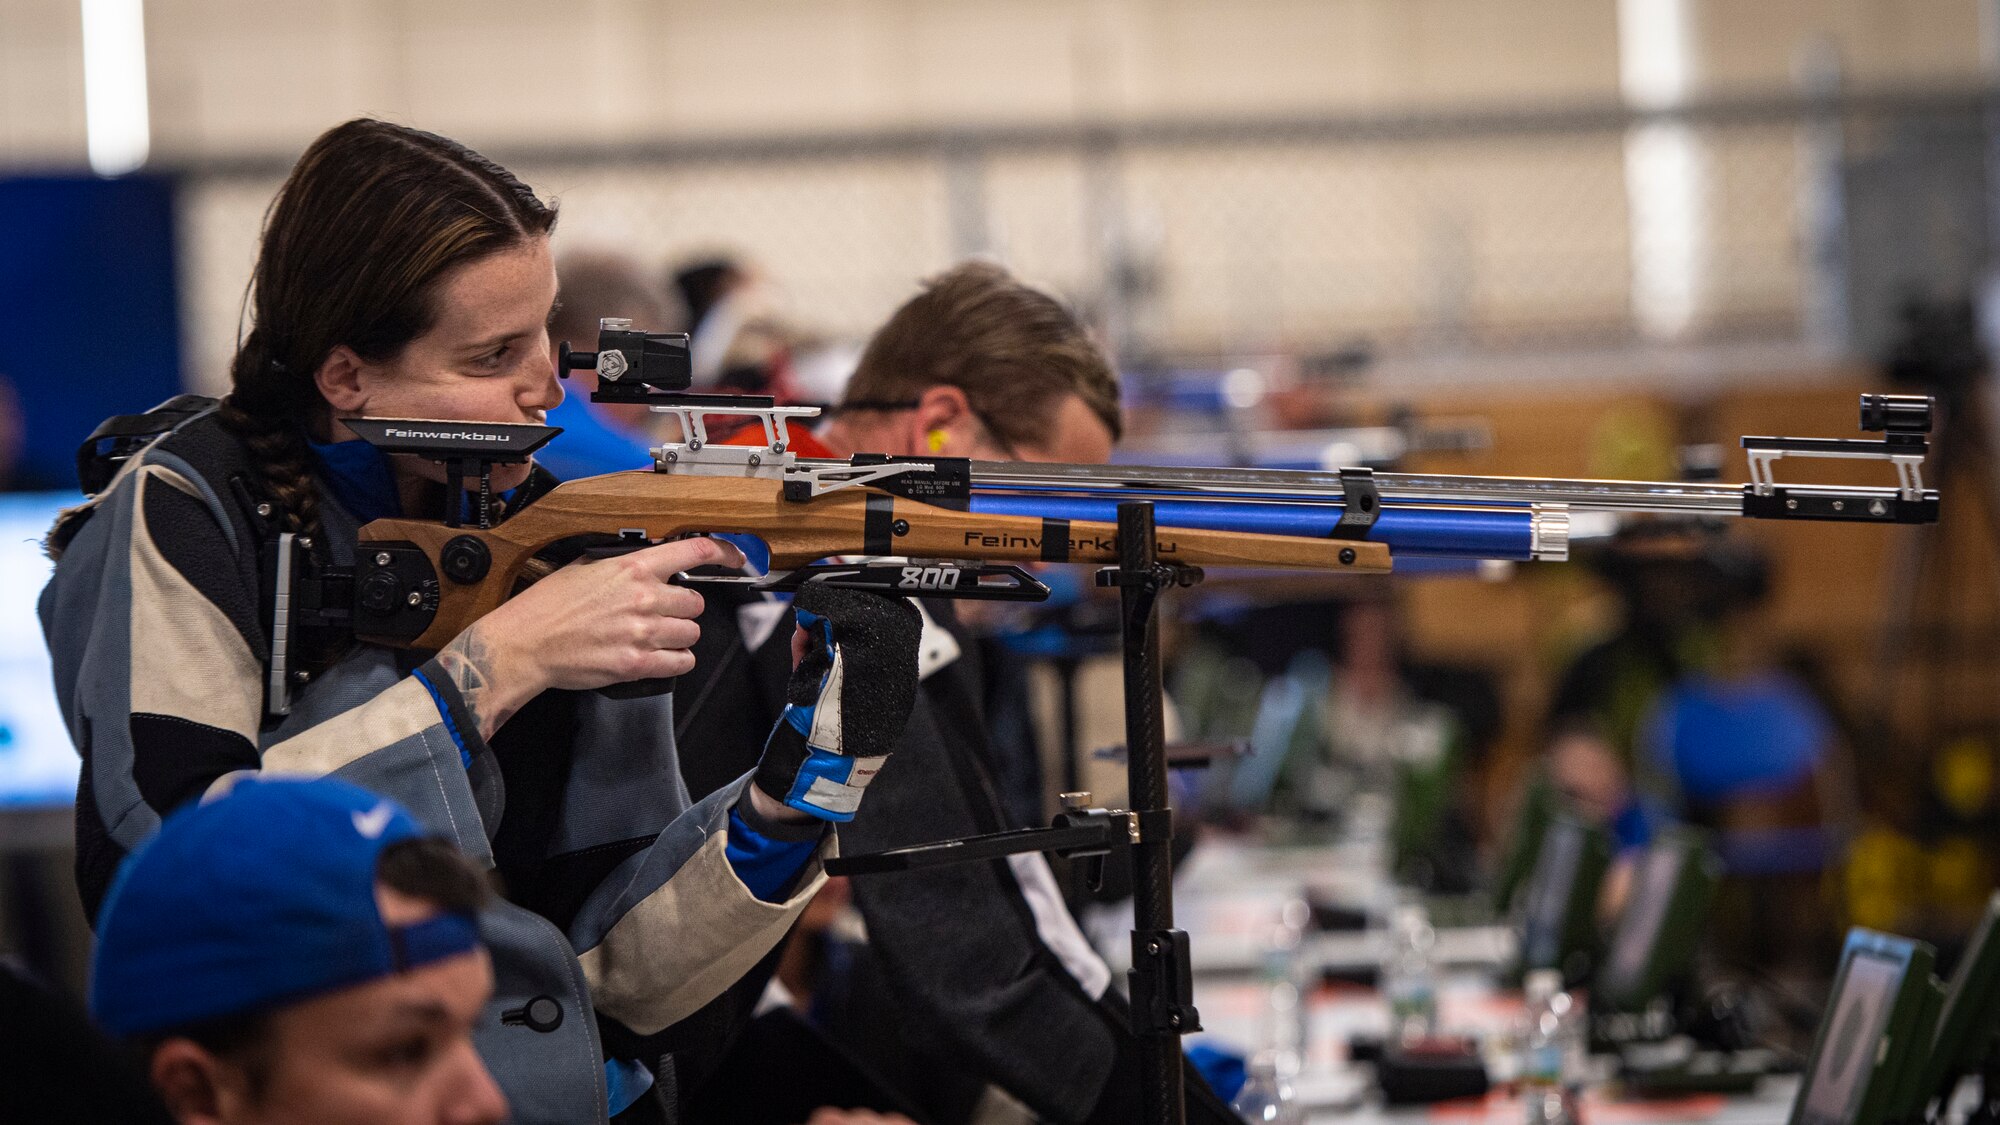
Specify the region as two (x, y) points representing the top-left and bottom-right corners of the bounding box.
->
(927, 429), (948, 453)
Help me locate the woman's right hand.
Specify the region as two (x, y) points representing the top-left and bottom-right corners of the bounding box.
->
(434, 536), (745, 737)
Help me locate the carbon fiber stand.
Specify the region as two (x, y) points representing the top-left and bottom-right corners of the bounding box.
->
(1102, 501), (1201, 1125)
(827, 500), (1203, 1125)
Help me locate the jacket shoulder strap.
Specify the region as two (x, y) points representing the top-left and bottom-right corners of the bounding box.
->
(76, 393), (220, 495)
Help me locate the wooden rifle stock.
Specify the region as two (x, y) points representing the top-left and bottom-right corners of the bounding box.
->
(355, 471), (1390, 650)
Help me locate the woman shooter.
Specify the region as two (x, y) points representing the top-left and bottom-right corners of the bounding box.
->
(41, 118), (920, 1125)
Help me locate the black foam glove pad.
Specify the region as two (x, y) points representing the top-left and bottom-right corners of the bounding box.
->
(753, 584), (922, 820)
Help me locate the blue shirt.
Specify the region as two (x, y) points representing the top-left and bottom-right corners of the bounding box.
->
(309, 433), (402, 524)
(533, 392), (656, 481)
(1646, 672), (1833, 801)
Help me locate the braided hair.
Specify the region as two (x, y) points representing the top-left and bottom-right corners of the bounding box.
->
(220, 119), (557, 549)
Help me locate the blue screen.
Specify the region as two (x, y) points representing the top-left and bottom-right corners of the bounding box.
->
(0, 175), (184, 493)
(0, 492), (78, 807)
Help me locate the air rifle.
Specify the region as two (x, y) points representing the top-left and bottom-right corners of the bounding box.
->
(305, 320), (1937, 663)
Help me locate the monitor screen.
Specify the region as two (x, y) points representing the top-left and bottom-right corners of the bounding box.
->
(1925, 893), (2000, 1092)
(1937, 906), (1997, 1045)
(1798, 949), (1908, 1125)
(1493, 775), (1553, 914)
(1602, 840), (1683, 995)
(1520, 820), (1585, 968)
(0, 492), (79, 808)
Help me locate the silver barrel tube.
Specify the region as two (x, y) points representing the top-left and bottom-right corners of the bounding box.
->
(931, 460), (1754, 514)
(782, 456), (1923, 520)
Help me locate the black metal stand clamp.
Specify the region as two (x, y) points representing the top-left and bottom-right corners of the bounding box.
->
(1094, 500), (1202, 1125)
(825, 502), (1205, 1125)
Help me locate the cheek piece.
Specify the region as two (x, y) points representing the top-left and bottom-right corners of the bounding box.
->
(753, 583), (923, 822)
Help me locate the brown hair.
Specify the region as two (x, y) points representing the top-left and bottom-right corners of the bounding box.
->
(843, 260), (1121, 447)
(220, 119), (557, 549)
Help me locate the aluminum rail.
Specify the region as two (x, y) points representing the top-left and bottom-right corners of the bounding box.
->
(749, 454), (1739, 514)
(879, 459), (1760, 514)
(164, 82), (2000, 181)
(684, 394), (1931, 524)
(933, 460), (1925, 518)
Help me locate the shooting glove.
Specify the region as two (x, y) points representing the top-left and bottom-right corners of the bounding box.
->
(753, 584), (923, 822)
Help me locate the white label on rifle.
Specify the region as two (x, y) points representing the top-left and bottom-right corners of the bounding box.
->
(897, 565), (963, 591)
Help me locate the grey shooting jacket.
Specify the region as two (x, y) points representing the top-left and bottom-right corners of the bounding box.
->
(40, 408), (829, 1124)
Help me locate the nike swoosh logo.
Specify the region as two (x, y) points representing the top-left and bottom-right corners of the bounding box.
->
(352, 803), (394, 840)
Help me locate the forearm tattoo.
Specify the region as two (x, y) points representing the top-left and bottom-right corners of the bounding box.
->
(436, 627), (516, 739)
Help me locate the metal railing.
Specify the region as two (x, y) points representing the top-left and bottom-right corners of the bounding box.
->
(171, 82), (1999, 389)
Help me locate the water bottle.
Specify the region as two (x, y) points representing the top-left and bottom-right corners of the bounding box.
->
(1239, 904), (1309, 1125)
(1232, 1050), (1305, 1124)
(1256, 898), (1311, 1074)
(1383, 902), (1439, 1044)
(1520, 969), (1582, 1125)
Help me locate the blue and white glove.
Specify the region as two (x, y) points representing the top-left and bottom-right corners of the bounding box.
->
(753, 583), (922, 822)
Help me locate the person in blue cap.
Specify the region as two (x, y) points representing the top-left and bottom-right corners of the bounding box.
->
(93, 775), (507, 1125)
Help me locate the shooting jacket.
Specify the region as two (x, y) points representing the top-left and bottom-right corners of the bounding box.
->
(40, 407), (830, 1125)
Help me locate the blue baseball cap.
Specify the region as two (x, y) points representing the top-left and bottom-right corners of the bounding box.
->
(91, 776), (483, 1038)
